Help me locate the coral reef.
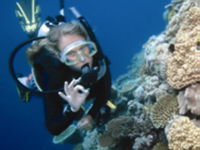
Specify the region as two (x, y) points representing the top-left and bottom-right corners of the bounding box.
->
(167, 6), (200, 89)
(79, 0), (200, 150)
(98, 115), (154, 149)
(178, 83), (200, 115)
(163, 0), (185, 22)
(150, 95), (178, 129)
(81, 129), (108, 150)
(165, 116), (200, 150)
(118, 79), (137, 95)
(143, 35), (169, 80)
(132, 135), (154, 150)
(127, 100), (144, 116)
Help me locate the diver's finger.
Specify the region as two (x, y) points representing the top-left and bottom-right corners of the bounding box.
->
(74, 77), (81, 85)
(58, 92), (72, 104)
(58, 91), (68, 101)
(64, 81), (69, 95)
(68, 79), (76, 89)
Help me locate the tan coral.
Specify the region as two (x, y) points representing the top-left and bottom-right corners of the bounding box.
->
(150, 95), (178, 128)
(166, 116), (200, 150)
(167, 7), (200, 89)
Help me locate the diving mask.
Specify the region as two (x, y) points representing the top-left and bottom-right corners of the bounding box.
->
(60, 40), (97, 66)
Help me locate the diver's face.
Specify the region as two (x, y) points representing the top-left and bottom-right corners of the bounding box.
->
(58, 34), (93, 71)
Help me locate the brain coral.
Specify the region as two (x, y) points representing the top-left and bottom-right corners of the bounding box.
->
(167, 7), (200, 89)
(150, 95), (178, 128)
(166, 116), (200, 150)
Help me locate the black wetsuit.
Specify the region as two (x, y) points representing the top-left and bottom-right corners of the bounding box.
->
(32, 48), (111, 135)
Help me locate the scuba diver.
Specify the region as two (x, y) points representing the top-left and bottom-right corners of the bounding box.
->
(11, 0), (116, 136)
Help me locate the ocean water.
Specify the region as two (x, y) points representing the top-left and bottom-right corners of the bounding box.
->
(0, 0), (168, 150)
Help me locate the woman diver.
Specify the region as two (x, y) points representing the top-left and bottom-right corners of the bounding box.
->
(26, 21), (112, 135)
(12, 0), (113, 136)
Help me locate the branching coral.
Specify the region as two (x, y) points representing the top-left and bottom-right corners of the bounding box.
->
(143, 34), (169, 79)
(178, 83), (200, 115)
(133, 75), (160, 102)
(127, 100), (144, 116)
(167, 7), (200, 89)
(150, 95), (178, 128)
(165, 116), (200, 150)
(82, 129), (108, 150)
(132, 135), (154, 150)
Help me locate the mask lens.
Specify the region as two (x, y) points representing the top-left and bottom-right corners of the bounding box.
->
(65, 51), (79, 65)
(60, 41), (97, 66)
(79, 42), (97, 57)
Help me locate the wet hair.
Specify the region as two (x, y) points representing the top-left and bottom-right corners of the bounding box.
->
(47, 21), (88, 51)
(27, 21), (88, 63)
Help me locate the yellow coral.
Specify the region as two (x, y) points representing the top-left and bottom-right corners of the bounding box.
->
(167, 116), (200, 150)
(150, 95), (178, 128)
(167, 7), (200, 89)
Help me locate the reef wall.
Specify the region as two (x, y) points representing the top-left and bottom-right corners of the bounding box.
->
(74, 0), (200, 149)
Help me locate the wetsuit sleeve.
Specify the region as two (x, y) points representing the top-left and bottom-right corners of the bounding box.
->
(43, 93), (83, 135)
(87, 68), (112, 120)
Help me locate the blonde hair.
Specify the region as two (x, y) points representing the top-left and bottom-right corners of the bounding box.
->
(27, 21), (88, 64)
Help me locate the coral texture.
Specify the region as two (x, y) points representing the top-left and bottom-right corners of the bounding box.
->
(98, 115), (153, 148)
(82, 129), (108, 150)
(132, 135), (154, 150)
(166, 116), (200, 150)
(133, 75), (160, 101)
(150, 95), (178, 128)
(143, 35), (170, 80)
(167, 6), (200, 89)
(178, 83), (200, 115)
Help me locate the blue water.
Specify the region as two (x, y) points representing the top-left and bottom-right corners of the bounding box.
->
(0, 0), (168, 150)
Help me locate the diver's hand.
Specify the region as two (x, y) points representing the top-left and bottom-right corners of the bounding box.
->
(58, 78), (89, 112)
(78, 115), (94, 130)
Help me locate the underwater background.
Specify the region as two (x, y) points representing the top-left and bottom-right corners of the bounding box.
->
(0, 0), (168, 150)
